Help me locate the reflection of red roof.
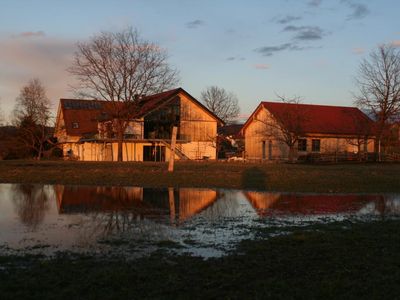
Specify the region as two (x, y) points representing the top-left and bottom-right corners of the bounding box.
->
(243, 102), (374, 136)
(245, 192), (385, 216)
(58, 88), (223, 136)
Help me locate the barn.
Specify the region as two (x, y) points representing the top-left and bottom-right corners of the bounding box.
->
(242, 101), (375, 161)
(54, 88), (224, 161)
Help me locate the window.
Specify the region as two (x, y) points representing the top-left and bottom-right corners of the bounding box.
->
(312, 139), (321, 152)
(72, 122), (79, 129)
(298, 139), (307, 152)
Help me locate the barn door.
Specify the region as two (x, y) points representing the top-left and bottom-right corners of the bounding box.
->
(268, 140), (272, 160)
(262, 141), (266, 160)
(104, 144), (113, 161)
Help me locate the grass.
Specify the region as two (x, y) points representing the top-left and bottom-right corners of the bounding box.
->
(0, 160), (399, 192)
(0, 220), (399, 299)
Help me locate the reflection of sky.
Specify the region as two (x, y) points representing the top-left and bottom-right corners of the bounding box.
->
(1, 183), (400, 258)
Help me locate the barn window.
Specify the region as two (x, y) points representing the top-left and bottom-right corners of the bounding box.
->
(72, 122), (79, 129)
(312, 139), (321, 152)
(298, 139), (307, 152)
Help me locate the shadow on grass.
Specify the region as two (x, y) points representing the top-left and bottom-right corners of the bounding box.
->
(241, 167), (267, 189)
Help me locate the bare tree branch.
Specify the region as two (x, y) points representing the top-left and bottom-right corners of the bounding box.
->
(355, 44), (400, 159)
(200, 86), (240, 124)
(255, 95), (308, 162)
(68, 27), (179, 161)
(13, 79), (53, 160)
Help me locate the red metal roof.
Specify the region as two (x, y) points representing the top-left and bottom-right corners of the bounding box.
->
(58, 88), (223, 136)
(243, 101), (375, 136)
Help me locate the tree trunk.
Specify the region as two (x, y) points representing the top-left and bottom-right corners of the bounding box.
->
(117, 130), (123, 162)
(288, 145), (295, 163)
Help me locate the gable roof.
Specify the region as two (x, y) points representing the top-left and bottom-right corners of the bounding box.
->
(57, 88), (223, 136)
(218, 124), (244, 138)
(242, 101), (375, 136)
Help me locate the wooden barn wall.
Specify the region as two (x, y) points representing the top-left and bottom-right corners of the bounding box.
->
(178, 94), (218, 159)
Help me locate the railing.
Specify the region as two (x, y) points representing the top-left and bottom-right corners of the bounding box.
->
(384, 153), (400, 161)
(159, 140), (190, 160)
(298, 152), (371, 163)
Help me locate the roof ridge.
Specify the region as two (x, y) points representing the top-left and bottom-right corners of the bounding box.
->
(261, 101), (359, 110)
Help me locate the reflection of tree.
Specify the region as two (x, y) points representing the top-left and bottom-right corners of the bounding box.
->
(12, 184), (49, 230)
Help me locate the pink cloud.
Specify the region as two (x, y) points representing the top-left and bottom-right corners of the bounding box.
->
(352, 47), (365, 54)
(0, 35), (77, 117)
(391, 40), (400, 47)
(253, 63), (270, 70)
(12, 31), (46, 38)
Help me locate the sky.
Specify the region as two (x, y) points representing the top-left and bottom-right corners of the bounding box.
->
(0, 0), (399, 123)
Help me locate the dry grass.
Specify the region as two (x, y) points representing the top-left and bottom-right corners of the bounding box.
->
(0, 160), (399, 192)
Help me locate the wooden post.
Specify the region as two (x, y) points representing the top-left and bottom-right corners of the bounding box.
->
(168, 126), (178, 172)
(168, 187), (176, 225)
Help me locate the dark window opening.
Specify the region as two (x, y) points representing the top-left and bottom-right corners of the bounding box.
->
(312, 139), (321, 152)
(298, 139), (307, 152)
(144, 99), (180, 139)
(143, 145), (166, 162)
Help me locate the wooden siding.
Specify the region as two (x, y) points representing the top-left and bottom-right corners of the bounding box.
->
(180, 94), (217, 142)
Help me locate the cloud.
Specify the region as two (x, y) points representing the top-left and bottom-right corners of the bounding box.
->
(226, 56), (245, 61)
(283, 25), (326, 40)
(352, 47), (365, 54)
(0, 35), (77, 115)
(254, 43), (301, 56)
(341, 0), (369, 20)
(308, 0), (322, 7)
(185, 19), (205, 29)
(391, 40), (400, 48)
(253, 64), (270, 70)
(12, 31), (46, 38)
(275, 15), (302, 25)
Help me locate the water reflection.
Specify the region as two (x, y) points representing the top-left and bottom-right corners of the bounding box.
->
(55, 185), (220, 224)
(12, 184), (50, 230)
(1, 183), (399, 257)
(244, 192), (400, 217)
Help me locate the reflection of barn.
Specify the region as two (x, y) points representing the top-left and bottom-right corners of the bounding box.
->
(54, 185), (220, 223)
(54, 88), (224, 161)
(244, 192), (386, 216)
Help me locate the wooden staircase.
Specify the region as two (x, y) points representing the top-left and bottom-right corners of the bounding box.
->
(160, 140), (190, 160)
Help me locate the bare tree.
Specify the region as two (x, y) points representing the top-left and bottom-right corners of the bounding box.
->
(355, 44), (400, 160)
(68, 27), (179, 161)
(12, 184), (50, 230)
(345, 112), (374, 161)
(0, 98), (4, 126)
(255, 95), (308, 162)
(13, 79), (53, 160)
(200, 86), (239, 124)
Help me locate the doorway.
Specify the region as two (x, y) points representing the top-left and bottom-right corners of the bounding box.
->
(143, 145), (166, 162)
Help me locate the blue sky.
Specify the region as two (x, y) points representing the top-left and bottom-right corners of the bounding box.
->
(0, 0), (399, 122)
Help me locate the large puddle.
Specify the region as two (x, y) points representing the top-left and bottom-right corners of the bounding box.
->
(0, 184), (399, 258)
